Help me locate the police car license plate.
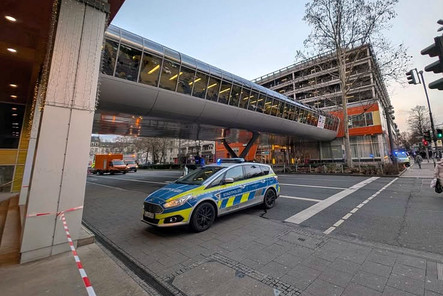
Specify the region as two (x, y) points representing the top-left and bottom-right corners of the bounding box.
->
(145, 211), (154, 219)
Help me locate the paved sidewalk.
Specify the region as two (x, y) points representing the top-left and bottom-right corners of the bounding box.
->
(0, 243), (155, 296)
(401, 161), (436, 179)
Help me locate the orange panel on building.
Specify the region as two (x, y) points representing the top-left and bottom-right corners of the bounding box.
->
(330, 103), (381, 138)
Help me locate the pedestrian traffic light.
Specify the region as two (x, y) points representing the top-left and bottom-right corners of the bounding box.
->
(421, 34), (443, 90)
(405, 69), (419, 84)
(422, 138), (429, 147)
(437, 128), (443, 139)
(424, 130), (432, 141)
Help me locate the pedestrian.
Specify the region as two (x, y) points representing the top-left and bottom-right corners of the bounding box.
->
(415, 154), (423, 169)
(200, 156), (205, 167)
(434, 157), (443, 193)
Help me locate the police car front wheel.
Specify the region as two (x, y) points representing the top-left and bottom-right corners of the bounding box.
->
(264, 189), (277, 209)
(190, 202), (216, 232)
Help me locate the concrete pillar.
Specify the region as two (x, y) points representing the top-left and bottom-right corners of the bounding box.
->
(20, 0), (107, 263)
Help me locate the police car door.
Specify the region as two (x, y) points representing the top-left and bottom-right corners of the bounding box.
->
(216, 166), (246, 214)
(242, 164), (267, 206)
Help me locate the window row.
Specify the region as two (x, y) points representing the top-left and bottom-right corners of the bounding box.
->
(101, 39), (339, 131)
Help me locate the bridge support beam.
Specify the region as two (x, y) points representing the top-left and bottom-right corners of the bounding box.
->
(20, 0), (107, 263)
(222, 132), (260, 159)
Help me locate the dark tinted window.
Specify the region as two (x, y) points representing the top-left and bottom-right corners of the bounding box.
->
(229, 84), (241, 107)
(218, 81), (231, 104)
(102, 39), (118, 75)
(225, 166), (244, 182)
(115, 44), (141, 81)
(191, 72), (208, 99)
(177, 66), (196, 95)
(0, 103), (25, 148)
(159, 59), (180, 91)
(176, 166), (224, 185)
(139, 52), (162, 86)
(243, 164), (263, 179)
(206, 77), (221, 101)
(239, 88), (250, 109)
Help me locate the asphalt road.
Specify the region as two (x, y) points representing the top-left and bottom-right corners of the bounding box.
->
(84, 170), (443, 255)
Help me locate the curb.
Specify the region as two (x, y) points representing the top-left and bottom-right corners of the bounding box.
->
(82, 220), (178, 296)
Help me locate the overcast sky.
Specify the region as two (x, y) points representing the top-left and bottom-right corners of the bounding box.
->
(112, 0), (443, 133)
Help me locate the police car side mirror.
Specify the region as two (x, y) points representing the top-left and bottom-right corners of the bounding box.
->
(223, 178), (234, 184)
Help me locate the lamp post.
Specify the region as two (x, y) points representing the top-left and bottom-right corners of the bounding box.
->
(385, 105), (396, 164)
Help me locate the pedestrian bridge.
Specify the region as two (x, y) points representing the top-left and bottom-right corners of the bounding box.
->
(94, 25), (339, 141)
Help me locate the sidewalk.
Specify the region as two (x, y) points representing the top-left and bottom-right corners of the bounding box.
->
(401, 161), (436, 178)
(0, 242), (155, 296)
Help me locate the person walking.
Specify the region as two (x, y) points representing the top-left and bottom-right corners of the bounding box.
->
(415, 154), (423, 169)
(434, 158), (443, 193)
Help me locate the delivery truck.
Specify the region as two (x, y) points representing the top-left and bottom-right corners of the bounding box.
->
(91, 154), (128, 175)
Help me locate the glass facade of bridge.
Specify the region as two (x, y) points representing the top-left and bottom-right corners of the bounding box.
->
(101, 25), (339, 132)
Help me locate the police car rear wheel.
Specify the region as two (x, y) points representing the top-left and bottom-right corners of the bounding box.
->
(264, 189), (276, 209)
(191, 202), (215, 232)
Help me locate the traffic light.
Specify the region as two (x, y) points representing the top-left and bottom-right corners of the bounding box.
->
(437, 128), (443, 139)
(422, 138), (429, 147)
(405, 70), (419, 84)
(421, 35), (443, 90)
(424, 130), (431, 141)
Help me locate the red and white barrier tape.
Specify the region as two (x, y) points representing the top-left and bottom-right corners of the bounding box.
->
(27, 206), (95, 295)
(59, 213), (96, 296)
(26, 206), (83, 217)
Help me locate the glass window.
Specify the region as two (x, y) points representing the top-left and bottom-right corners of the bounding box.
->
(248, 91), (259, 111)
(298, 109), (306, 123)
(287, 105), (296, 120)
(239, 88), (251, 109)
(159, 59), (180, 91)
(218, 80), (232, 104)
(175, 166), (224, 185)
(282, 103), (289, 119)
(260, 165), (270, 175)
(115, 44), (142, 81)
(225, 166), (244, 182)
(0, 166), (14, 192)
(206, 77), (221, 101)
(102, 39), (118, 76)
(177, 66), (196, 95)
(256, 94), (265, 113)
(229, 84), (241, 107)
(0, 103), (25, 149)
(191, 72), (208, 99)
(264, 97), (273, 114)
(243, 164), (263, 179)
(365, 113), (373, 126)
(139, 52), (162, 87)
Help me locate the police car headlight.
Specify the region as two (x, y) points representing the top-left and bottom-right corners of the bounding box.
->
(163, 194), (194, 208)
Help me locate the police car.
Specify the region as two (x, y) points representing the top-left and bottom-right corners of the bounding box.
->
(142, 159), (280, 232)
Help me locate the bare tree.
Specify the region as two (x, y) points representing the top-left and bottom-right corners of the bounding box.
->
(301, 0), (411, 167)
(407, 105), (430, 143)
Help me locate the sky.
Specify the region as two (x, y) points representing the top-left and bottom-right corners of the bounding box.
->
(111, 0), (443, 134)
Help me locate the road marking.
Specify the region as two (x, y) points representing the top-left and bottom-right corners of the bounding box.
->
(285, 177), (379, 224)
(438, 263), (443, 280)
(86, 181), (130, 191)
(343, 213), (352, 220)
(280, 195), (321, 203)
(280, 183), (346, 190)
(323, 178), (398, 235)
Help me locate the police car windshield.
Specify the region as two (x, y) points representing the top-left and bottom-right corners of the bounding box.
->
(176, 166), (224, 185)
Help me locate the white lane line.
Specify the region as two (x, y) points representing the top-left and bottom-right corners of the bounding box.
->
(86, 181), (130, 191)
(333, 220), (344, 227)
(280, 183), (346, 190)
(437, 263), (443, 280)
(285, 177), (379, 224)
(343, 213), (352, 220)
(324, 227), (335, 235)
(324, 178), (398, 235)
(280, 195), (321, 203)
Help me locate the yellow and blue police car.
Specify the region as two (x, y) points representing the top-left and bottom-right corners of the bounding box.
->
(142, 159), (280, 232)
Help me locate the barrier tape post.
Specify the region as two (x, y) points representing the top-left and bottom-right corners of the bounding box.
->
(59, 212), (96, 296)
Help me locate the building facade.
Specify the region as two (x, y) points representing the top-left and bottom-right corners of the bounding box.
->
(253, 45), (399, 162)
